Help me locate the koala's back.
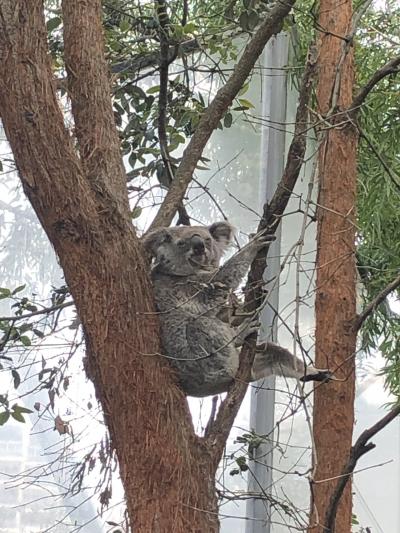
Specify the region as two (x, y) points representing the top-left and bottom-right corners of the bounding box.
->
(152, 272), (240, 396)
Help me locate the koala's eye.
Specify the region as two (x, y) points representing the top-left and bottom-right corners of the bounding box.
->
(205, 237), (212, 245)
(177, 239), (186, 248)
(161, 233), (172, 243)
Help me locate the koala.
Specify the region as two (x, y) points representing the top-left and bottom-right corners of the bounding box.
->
(142, 221), (331, 397)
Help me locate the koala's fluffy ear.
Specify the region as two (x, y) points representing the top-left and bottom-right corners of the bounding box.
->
(141, 228), (171, 256)
(208, 221), (235, 251)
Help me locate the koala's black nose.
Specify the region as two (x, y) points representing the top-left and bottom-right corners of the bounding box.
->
(191, 235), (205, 255)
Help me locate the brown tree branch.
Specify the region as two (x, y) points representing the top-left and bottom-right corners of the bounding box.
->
(62, 0), (130, 217)
(0, 301), (74, 323)
(181, 0), (189, 26)
(353, 271), (400, 331)
(147, 0), (298, 232)
(54, 37), (201, 90)
(347, 55), (400, 119)
(324, 404), (400, 532)
(156, 0), (190, 225)
(112, 37), (200, 76)
(205, 46), (318, 463)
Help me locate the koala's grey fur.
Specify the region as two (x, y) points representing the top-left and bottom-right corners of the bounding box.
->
(143, 221), (331, 397)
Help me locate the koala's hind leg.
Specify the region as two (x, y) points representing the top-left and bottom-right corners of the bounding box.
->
(251, 342), (333, 383)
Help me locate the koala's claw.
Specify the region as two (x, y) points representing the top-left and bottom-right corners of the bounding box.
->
(249, 231), (276, 247)
(234, 316), (260, 347)
(300, 370), (335, 383)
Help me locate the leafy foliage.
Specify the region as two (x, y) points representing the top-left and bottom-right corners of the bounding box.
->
(354, 3), (400, 397)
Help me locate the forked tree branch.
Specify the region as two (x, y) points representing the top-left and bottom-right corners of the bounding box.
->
(205, 46), (318, 461)
(353, 271), (400, 331)
(147, 0), (298, 232)
(347, 55), (400, 119)
(324, 404), (400, 532)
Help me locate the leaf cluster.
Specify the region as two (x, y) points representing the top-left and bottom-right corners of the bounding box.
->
(354, 4), (400, 397)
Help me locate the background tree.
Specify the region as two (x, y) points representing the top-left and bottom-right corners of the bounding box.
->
(311, 0), (358, 530)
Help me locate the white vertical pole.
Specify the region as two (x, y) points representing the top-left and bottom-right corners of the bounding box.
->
(246, 33), (289, 533)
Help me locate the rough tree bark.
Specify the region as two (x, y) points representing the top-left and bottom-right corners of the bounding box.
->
(0, 1), (297, 531)
(0, 2), (217, 531)
(310, 0), (358, 531)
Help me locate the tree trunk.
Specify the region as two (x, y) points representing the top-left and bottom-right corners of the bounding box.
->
(310, 0), (358, 531)
(0, 2), (219, 530)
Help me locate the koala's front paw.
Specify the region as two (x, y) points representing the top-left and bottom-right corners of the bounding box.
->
(234, 315), (260, 347)
(249, 230), (276, 249)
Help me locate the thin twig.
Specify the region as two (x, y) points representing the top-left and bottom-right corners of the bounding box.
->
(353, 272), (400, 331)
(324, 404), (400, 532)
(329, 0), (374, 114)
(204, 396), (218, 437)
(0, 301), (74, 323)
(181, 0), (188, 26)
(205, 45), (318, 463)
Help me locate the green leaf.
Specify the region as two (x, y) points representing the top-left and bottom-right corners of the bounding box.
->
(46, 17), (62, 33)
(12, 369), (21, 389)
(224, 113), (233, 128)
(0, 411), (10, 426)
(238, 98), (255, 109)
(20, 335), (31, 347)
(170, 133), (186, 145)
(11, 411), (26, 423)
(238, 82), (249, 97)
(130, 206), (142, 219)
(0, 288), (11, 299)
(12, 284), (26, 295)
(183, 23), (197, 34)
(236, 455), (248, 471)
(146, 85), (160, 95)
(119, 19), (130, 32)
(12, 405), (33, 415)
(128, 152), (136, 169)
(171, 24), (184, 39)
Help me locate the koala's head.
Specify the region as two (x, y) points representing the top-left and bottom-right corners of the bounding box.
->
(142, 221), (235, 276)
